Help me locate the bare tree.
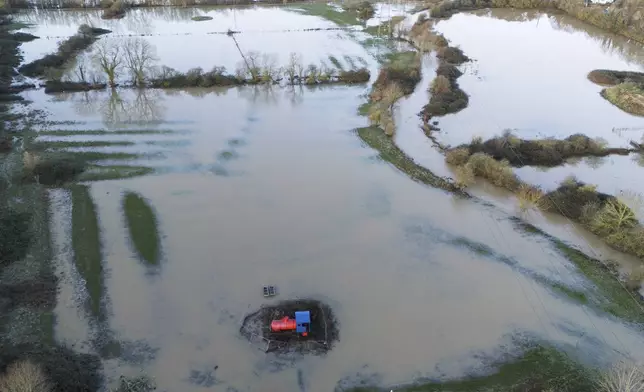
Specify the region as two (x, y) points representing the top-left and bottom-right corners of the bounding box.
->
(73, 55), (90, 83)
(123, 38), (158, 86)
(93, 40), (122, 87)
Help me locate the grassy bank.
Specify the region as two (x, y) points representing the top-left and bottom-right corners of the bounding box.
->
(447, 131), (635, 167)
(446, 146), (644, 260)
(587, 69), (644, 116)
(346, 345), (595, 392)
(405, 15), (470, 128)
(122, 191), (161, 266)
(364, 51), (422, 136)
(0, 6), (105, 392)
(426, 0), (644, 44)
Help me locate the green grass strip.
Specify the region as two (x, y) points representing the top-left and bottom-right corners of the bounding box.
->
(70, 184), (103, 319)
(123, 191), (161, 266)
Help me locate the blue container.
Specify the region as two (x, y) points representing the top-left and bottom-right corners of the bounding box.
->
(295, 311), (311, 334)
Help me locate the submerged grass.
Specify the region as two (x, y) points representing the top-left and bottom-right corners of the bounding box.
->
(357, 126), (465, 194)
(70, 184), (103, 319)
(35, 140), (135, 149)
(36, 129), (175, 136)
(347, 345), (596, 391)
(511, 217), (644, 325)
(123, 191), (161, 266)
(77, 165), (155, 182)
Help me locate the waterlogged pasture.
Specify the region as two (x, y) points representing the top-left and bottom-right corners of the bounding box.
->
(14, 3), (644, 392)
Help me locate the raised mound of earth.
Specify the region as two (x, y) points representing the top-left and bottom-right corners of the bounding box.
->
(239, 299), (338, 354)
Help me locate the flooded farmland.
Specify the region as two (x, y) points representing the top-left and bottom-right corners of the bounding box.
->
(3, 1), (644, 392)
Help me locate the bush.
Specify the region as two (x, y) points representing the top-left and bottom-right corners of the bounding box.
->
(436, 46), (469, 64)
(541, 178), (612, 220)
(457, 132), (624, 167)
(338, 68), (370, 83)
(0, 360), (52, 392)
(102, 0), (128, 19)
(445, 147), (470, 165)
(430, 74), (452, 94)
(343, 0), (375, 20)
(374, 51), (421, 94)
(466, 152), (521, 190)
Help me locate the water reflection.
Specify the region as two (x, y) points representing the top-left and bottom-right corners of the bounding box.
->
(472, 9), (644, 66)
(55, 88), (166, 127)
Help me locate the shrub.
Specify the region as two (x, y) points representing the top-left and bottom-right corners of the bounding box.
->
(430, 74), (452, 94)
(338, 68), (370, 83)
(454, 163), (475, 188)
(445, 147), (470, 165)
(542, 178), (611, 220)
(374, 51), (421, 94)
(459, 132), (620, 167)
(102, 0), (128, 19)
(436, 46), (469, 64)
(588, 199), (638, 235)
(466, 152), (520, 191)
(517, 183), (546, 211)
(0, 360), (52, 392)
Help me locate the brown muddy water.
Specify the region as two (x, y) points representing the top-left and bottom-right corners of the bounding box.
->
(19, 5), (644, 392)
(393, 9), (644, 271)
(34, 84), (644, 391)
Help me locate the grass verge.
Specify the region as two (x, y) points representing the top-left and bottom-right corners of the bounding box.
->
(77, 165), (155, 182)
(357, 126), (465, 194)
(122, 191), (161, 266)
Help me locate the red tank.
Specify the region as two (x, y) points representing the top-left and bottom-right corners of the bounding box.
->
(270, 317), (297, 332)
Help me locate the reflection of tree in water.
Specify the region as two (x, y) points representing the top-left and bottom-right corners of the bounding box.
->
(583, 155), (606, 169)
(72, 88), (165, 127)
(481, 8), (644, 65)
(285, 85), (304, 107)
(237, 85), (279, 106)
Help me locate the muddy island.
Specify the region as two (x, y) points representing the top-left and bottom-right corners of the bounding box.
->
(240, 299), (338, 354)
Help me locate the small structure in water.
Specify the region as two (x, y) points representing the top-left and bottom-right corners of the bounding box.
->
(240, 299), (338, 354)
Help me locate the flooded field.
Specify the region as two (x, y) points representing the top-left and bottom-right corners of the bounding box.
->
(396, 9), (644, 195)
(5, 2), (644, 392)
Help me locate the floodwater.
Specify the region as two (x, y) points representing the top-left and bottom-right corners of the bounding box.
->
(20, 5), (644, 392)
(405, 10), (644, 196)
(37, 84), (644, 392)
(16, 6), (372, 74)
